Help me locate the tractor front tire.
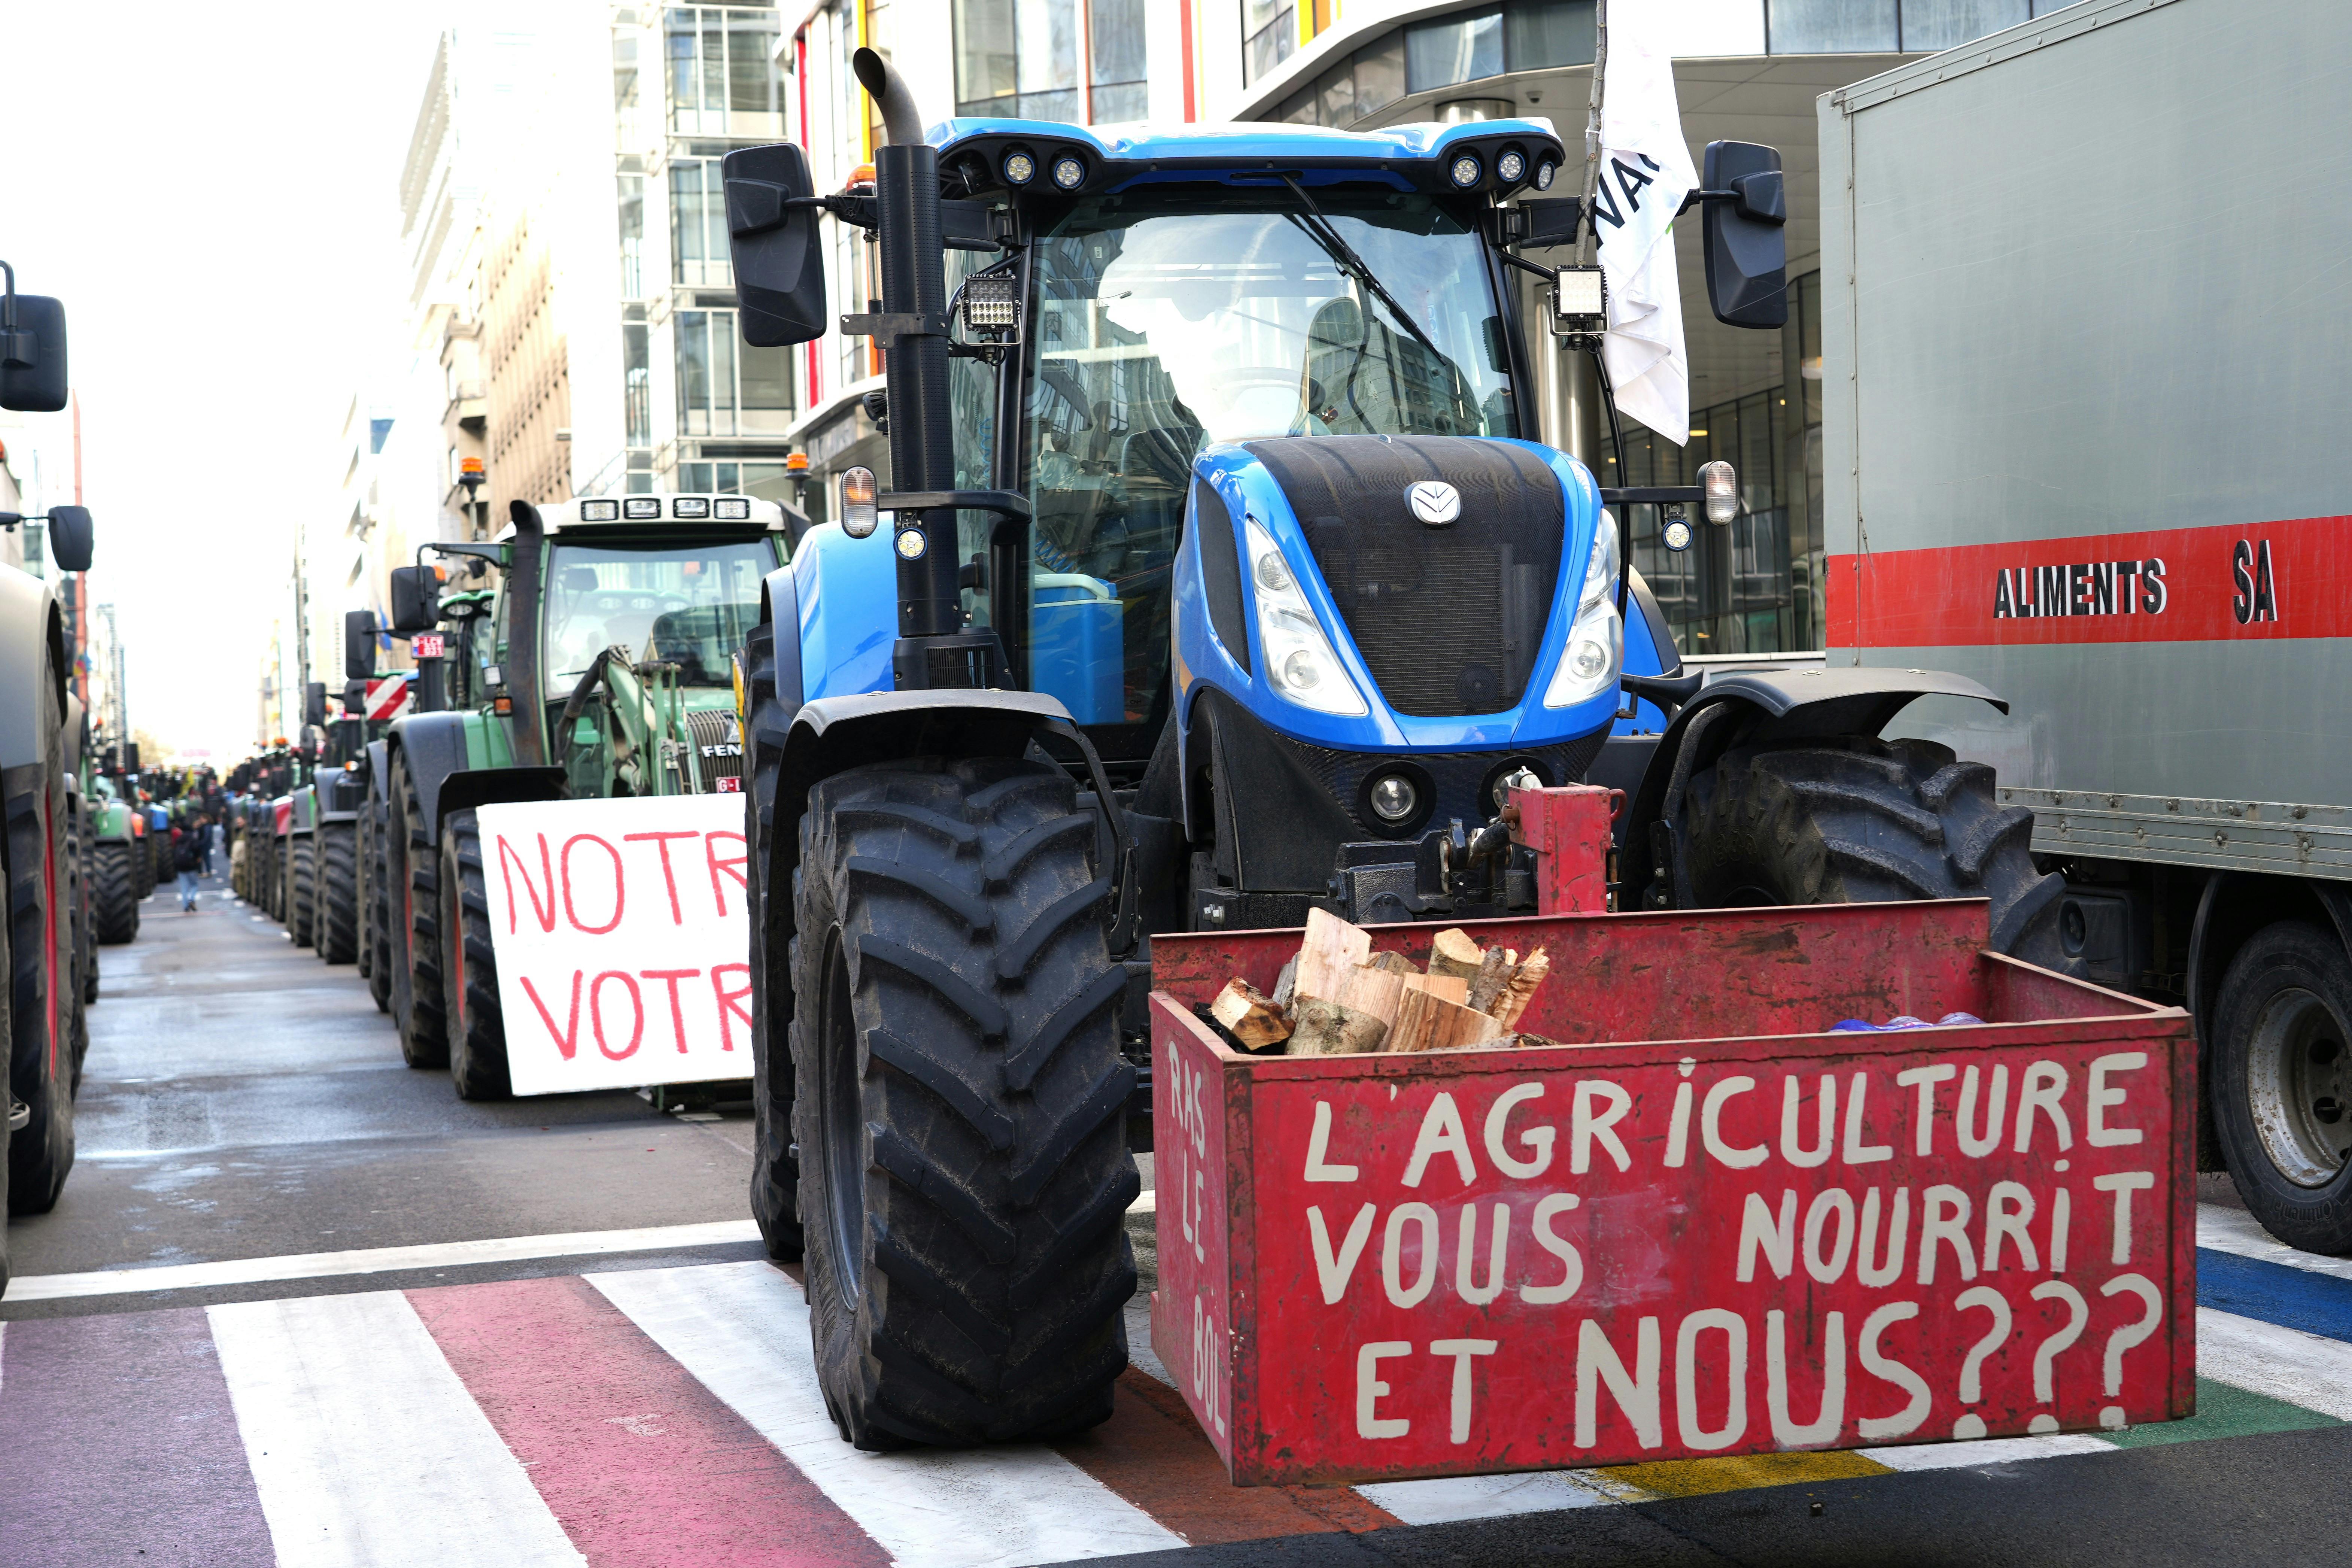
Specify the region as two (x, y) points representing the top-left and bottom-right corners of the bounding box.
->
(319, 823), (359, 964)
(1667, 733), (2068, 968)
(288, 834), (316, 948)
(364, 799), (392, 1012)
(793, 757), (1137, 1449)
(747, 777), (803, 1263)
(6, 718), (76, 1215)
(91, 842), (139, 945)
(440, 810), (511, 1101)
(389, 750), (449, 1069)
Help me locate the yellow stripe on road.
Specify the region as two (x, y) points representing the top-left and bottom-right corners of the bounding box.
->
(1592, 1449), (1896, 1499)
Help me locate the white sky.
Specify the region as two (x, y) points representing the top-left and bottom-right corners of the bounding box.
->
(0, 3), (461, 760)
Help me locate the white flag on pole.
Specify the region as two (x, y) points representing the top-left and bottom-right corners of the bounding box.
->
(1592, 3), (1698, 444)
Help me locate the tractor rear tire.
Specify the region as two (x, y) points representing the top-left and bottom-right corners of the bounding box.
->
(7, 704), (77, 1215)
(364, 799), (392, 1012)
(288, 834), (316, 948)
(91, 842), (139, 944)
(319, 823), (358, 964)
(1666, 733), (2068, 969)
(793, 757), (1137, 1449)
(132, 831), (155, 903)
(389, 749), (449, 1069)
(440, 810), (512, 1101)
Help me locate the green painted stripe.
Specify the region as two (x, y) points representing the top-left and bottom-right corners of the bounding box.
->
(2100, 1376), (2343, 1449)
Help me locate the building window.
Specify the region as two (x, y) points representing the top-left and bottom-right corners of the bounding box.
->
(678, 460), (794, 501)
(954, 0), (1081, 123)
(677, 308), (795, 437)
(1242, 0), (1293, 86)
(1406, 6), (1504, 96)
(1089, 0), (1148, 122)
(618, 173), (645, 299)
(667, 5), (784, 137)
(624, 323), (652, 449)
(1506, 0), (1596, 71)
(671, 159), (730, 287)
(1765, 0), (2047, 53)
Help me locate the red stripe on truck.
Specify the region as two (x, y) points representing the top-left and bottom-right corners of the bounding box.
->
(1826, 513), (2352, 647)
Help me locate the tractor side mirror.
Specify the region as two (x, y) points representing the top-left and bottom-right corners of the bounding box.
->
(344, 608), (377, 680)
(0, 289), (69, 413)
(388, 566), (440, 633)
(304, 682), (328, 730)
(122, 742), (140, 772)
(1514, 198), (1584, 251)
(723, 142), (828, 347)
(1701, 141), (1787, 329)
(46, 504), (92, 572)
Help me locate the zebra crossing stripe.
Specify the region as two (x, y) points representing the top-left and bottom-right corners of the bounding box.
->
(410, 1275), (889, 1567)
(589, 1261), (1187, 1568)
(2193, 1306), (2352, 1422)
(2197, 1205), (2352, 1283)
(207, 1291), (586, 1568)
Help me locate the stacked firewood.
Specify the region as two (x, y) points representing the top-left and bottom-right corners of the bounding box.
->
(1207, 909), (1550, 1056)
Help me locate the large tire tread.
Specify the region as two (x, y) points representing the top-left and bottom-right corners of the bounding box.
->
(319, 824), (359, 964)
(288, 836), (316, 948)
(440, 810), (511, 1100)
(1671, 734), (2070, 968)
(389, 751), (448, 1068)
(793, 757), (1134, 1450)
(91, 842), (139, 945)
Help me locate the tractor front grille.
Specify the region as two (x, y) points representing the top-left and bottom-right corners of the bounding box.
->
(685, 706), (746, 793)
(1245, 436), (1565, 717)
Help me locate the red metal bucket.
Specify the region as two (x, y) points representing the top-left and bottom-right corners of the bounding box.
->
(1149, 899), (2195, 1486)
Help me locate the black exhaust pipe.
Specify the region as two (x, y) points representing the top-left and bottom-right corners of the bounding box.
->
(853, 47), (966, 682)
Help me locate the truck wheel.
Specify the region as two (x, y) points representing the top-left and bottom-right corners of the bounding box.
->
(388, 750), (449, 1068)
(318, 823), (359, 964)
(288, 834), (317, 948)
(91, 842), (139, 944)
(439, 810), (511, 1101)
(7, 729), (77, 1214)
(364, 800), (392, 1012)
(1667, 735), (2067, 967)
(2208, 923), (2352, 1252)
(794, 757), (1137, 1449)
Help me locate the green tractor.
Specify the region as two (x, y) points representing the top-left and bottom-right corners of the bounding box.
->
(83, 750), (142, 945)
(369, 500), (787, 1098)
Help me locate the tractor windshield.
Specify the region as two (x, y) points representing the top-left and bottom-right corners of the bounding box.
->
(995, 191), (1516, 746)
(543, 539), (777, 693)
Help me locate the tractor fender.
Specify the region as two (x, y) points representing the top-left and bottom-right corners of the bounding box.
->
(1620, 665), (2011, 907)
(385, 712), (474, 839)
(0, 569), (63, 774)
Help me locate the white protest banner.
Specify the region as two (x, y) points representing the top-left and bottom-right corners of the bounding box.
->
(1591, 0), (1699, 444)
(476, 795), (753, 1096)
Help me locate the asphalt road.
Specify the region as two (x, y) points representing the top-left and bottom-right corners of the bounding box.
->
(7, 868), (2352, 1568)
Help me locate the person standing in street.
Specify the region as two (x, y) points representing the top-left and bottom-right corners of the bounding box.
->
(174, 817), (204, 912)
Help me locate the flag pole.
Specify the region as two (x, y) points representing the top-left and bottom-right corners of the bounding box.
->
(1574, 0), (1608, 268)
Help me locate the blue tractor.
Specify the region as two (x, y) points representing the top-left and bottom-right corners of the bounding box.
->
(724, 54), (2062, 1449)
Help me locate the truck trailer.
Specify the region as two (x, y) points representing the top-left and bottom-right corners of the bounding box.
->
(1814, 0), (2352, 1249)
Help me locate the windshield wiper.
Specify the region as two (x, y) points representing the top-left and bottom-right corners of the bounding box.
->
(1279, 174), (1451, 365)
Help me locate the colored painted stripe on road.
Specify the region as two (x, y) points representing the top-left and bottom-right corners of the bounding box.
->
(0, 1306), (276, 1567)
(2199, 1246), (2352, 1343)
(2197, 1204), (2352, 1284)
(2194, 1305), (2352, 1422)
(589, 1261), (1186, 1568)
(208, 1290), (586, 1568)
(412, 1274), (887, 1567)
(5, 1218), (765, 1300)
(2103, 1374), (2340, 1448)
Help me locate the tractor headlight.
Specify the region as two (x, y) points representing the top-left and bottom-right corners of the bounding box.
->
(1549, 512), (1624, 709)
(1580, 510), (1620, 609)
(1544, 594), (1623, 709)
(1245, 518), (1366, 717)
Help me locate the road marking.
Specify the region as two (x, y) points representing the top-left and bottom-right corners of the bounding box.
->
(2194, 1305), (2352, 1422)
(411, 1275), (888, 1567)
(590, 1261), (1186, 1568)
(1356, 1470), (1619, 1523)
(1862, 1431), (2116, 1470)
(2199, 1247), (2352, 1343)
(2197, 1204), (2352, 1283)
(4, 1219), (766, 1301)
(208, 1291), (586, 1567)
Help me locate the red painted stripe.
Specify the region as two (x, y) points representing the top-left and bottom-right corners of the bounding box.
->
(1826, 513), (2352, 648)
(410, 1275), (887, 1568)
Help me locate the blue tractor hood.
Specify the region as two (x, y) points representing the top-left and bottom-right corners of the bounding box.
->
(1175, 434), (1620, 754)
